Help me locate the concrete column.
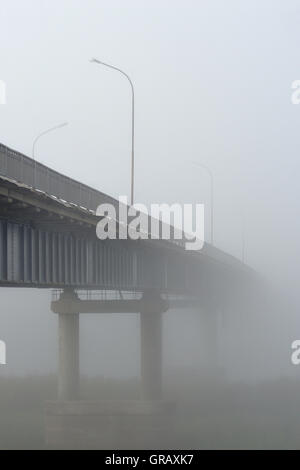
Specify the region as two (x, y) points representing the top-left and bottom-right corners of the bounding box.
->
(140, 291), (168, 401)
(140, 311), (162, 401)
(56, 290), (80, 401)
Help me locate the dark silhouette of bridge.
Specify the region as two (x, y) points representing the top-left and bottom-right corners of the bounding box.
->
(0, 142), (251, 448)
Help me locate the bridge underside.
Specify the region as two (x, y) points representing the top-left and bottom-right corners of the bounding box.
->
(0, 174), (235, 301)
(0, 144), (254, 448)
(0, 216), (201, 293)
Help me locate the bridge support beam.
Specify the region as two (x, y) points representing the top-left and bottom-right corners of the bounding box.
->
(51, 289), (169, 402)
(140, 291), (168, 401)
(46, 289), (173, 448)
(140, 312), (162, 401)
(56, 290), (80, 401)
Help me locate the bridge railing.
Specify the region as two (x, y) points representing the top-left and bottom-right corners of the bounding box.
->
(0, 143), (186, 249)
(0, 143), (116, 211)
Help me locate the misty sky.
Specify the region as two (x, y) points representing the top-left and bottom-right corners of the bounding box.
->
(0, 0), (300, 379)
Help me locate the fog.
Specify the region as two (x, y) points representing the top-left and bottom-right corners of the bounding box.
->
(0, 0), (300, 450)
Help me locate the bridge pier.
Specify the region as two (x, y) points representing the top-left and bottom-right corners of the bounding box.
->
(46, 289), (173, 448)
(52, 289), (168, 401)
(56, 290), (80, 401)
(139, 290), (168, 401)
(140, 311), (162, 400)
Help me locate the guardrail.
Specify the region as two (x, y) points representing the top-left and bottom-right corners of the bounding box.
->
(0, 143), (186, 250)
(0, 143), (116, 211)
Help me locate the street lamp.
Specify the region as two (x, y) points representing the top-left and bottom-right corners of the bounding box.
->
(32, 122), (69, 160)
(90, 58), (135, 206)
(32, 122), (68, 189)
(192, 161), (214, 245)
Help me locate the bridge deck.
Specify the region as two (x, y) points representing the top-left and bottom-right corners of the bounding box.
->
(0, 143), (246, 300)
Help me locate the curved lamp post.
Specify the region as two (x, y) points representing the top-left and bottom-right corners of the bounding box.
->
(32, 122), (68, 188)
(90, 58), (135, 205)
(32, 122), (69, 160)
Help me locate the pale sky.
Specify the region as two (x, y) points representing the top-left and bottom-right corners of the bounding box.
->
(0, 0), (300, 379)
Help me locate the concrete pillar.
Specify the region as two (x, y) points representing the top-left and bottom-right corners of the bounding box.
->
(140, 311), (162, 401)
(56, 290), (80, 401)
(140, 291), (168, 401)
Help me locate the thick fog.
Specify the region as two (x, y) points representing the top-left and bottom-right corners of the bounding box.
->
(0, 0), (300, 450)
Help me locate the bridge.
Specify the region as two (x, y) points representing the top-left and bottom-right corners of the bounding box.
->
(0, 142), (252, 448)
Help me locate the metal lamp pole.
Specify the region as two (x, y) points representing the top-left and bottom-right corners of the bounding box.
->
(32, 122), (69, 160)
(90, 58), (135, 205)
(32, 122), (69, 188)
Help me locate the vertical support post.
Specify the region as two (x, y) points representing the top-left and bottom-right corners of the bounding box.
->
(140, 291), (168, 401)
(140, 312), (162, 401)
(56, 290), (80, 401)
(58, 313), (79, 400)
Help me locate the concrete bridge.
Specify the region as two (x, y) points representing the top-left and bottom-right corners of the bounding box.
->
(0, 143), (252, 448)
